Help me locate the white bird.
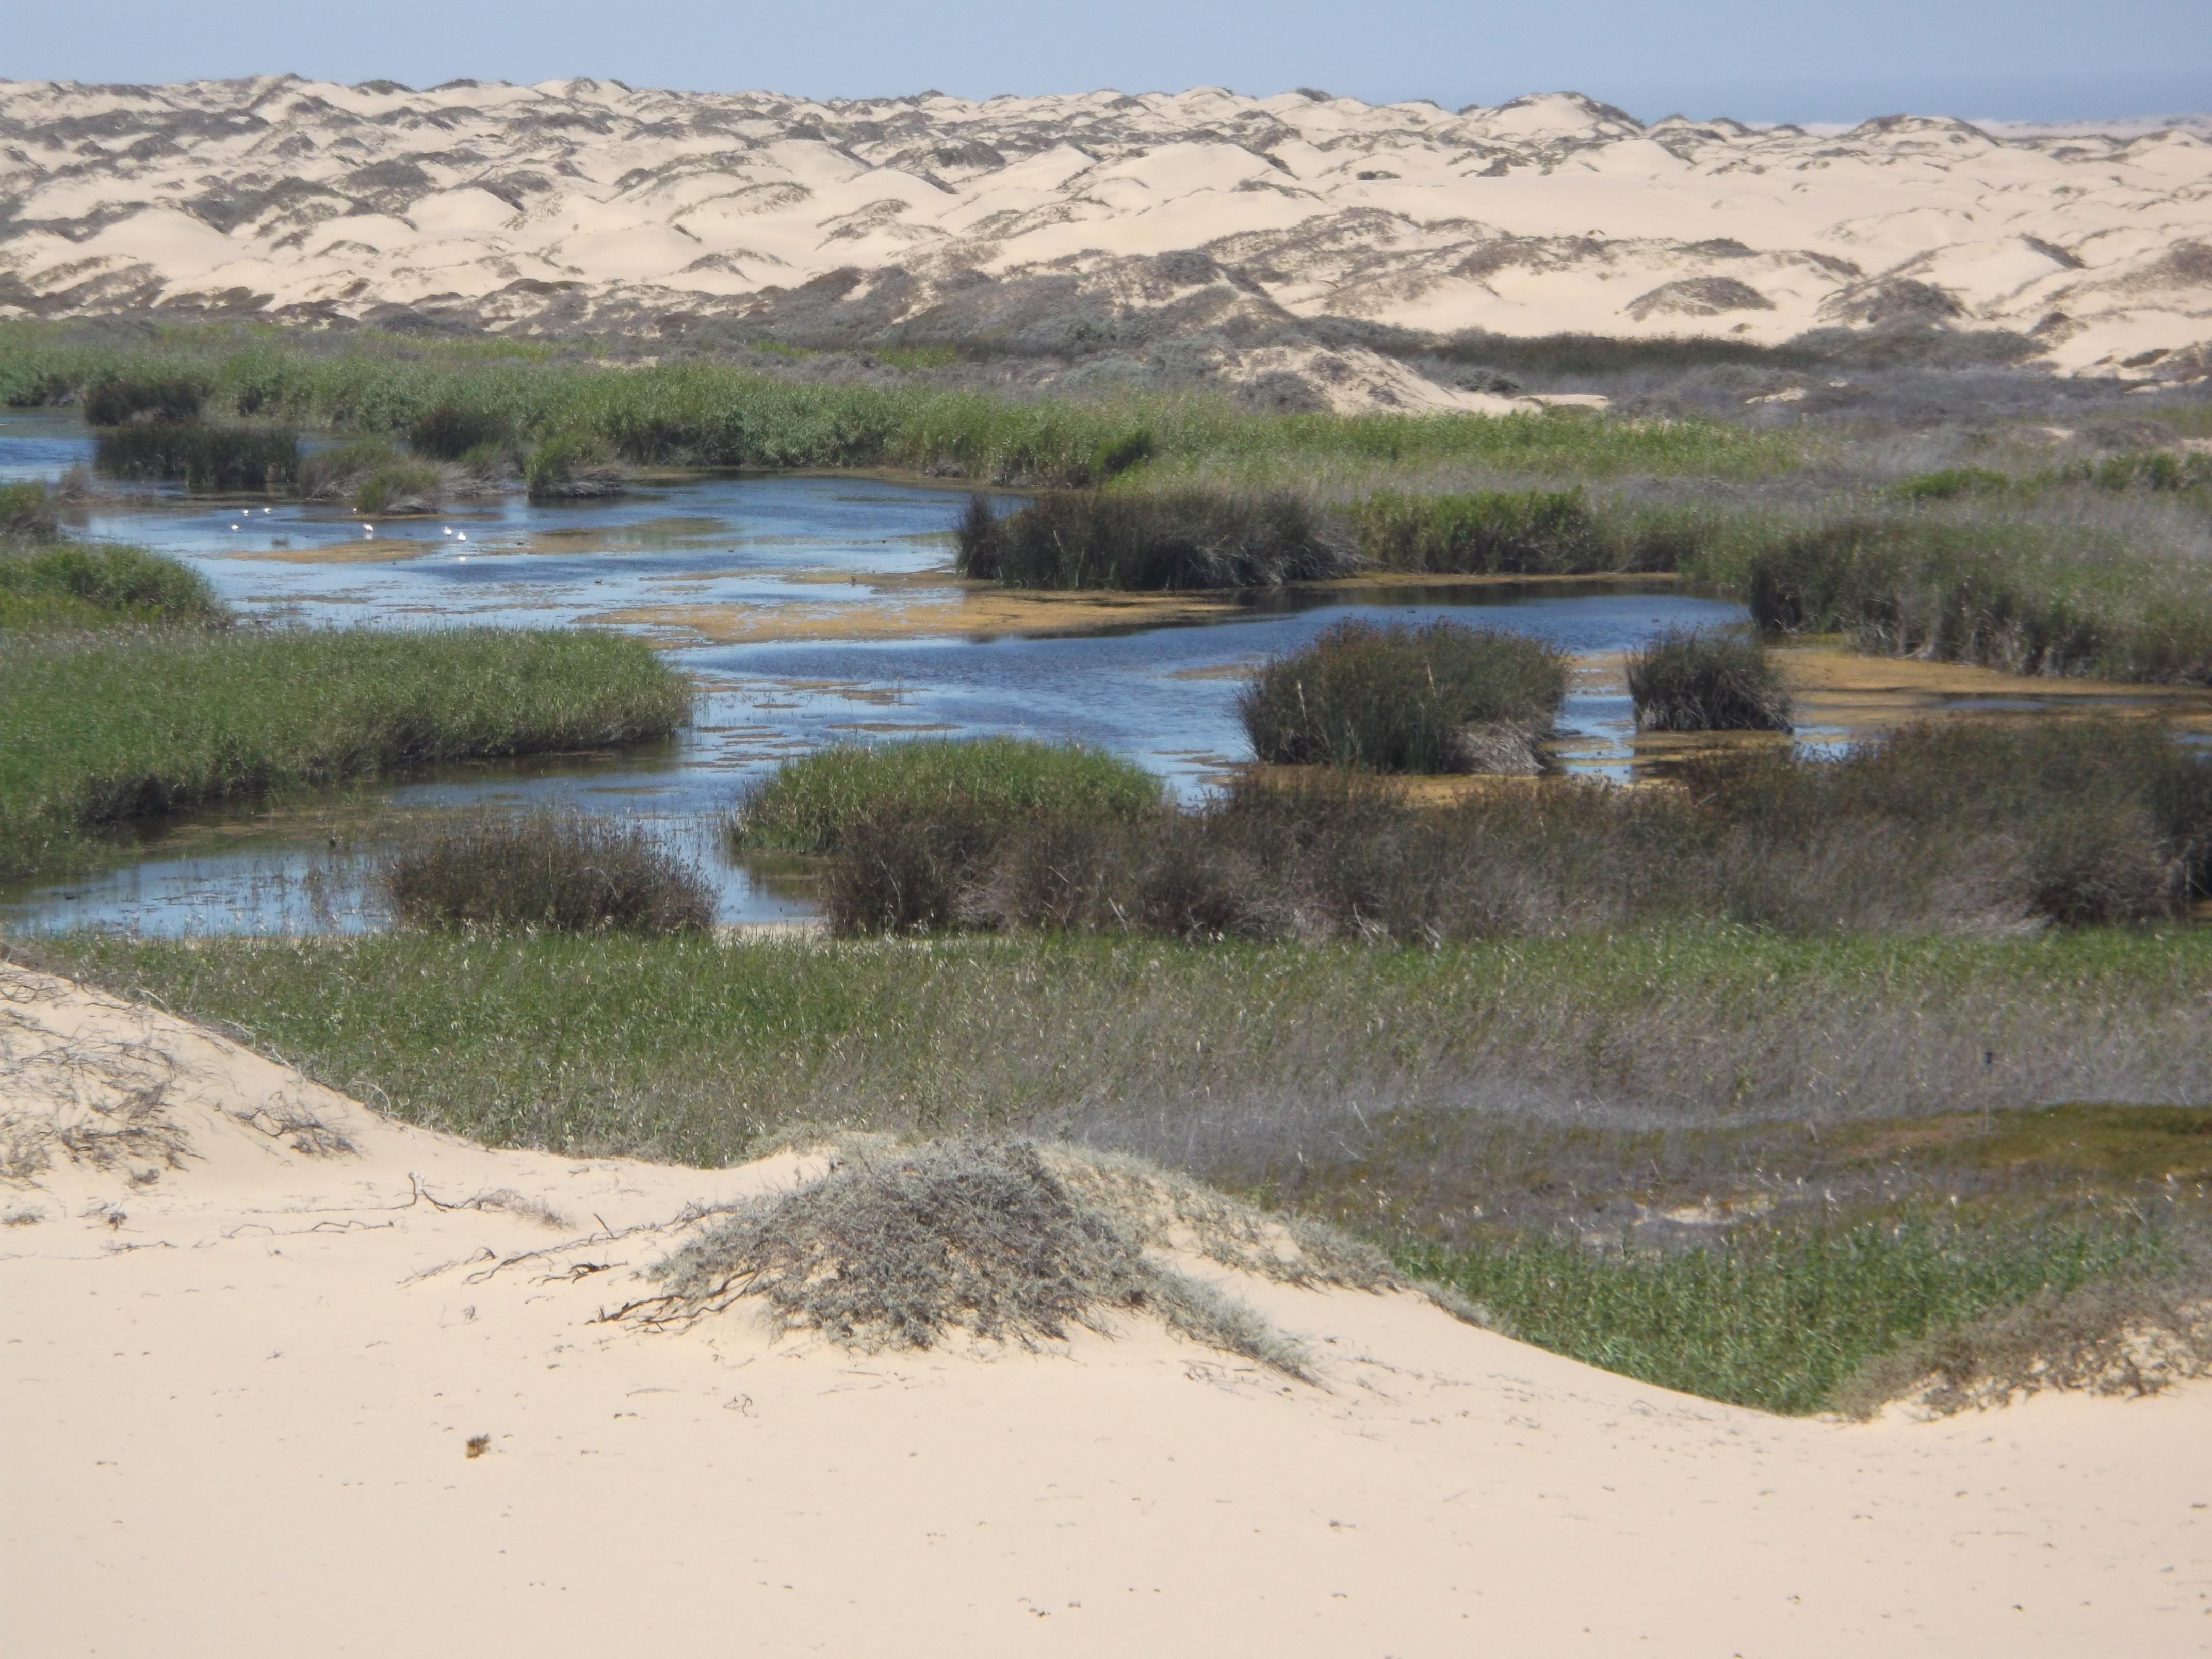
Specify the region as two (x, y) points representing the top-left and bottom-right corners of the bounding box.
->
(442, 527), (453, 536)
(456, 531), (467, 541)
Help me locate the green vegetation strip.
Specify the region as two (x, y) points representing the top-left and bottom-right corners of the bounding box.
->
(0, 629), (690, 880)
(1398, 1219), (2164, 1415)
(0, 323), (1805, 485)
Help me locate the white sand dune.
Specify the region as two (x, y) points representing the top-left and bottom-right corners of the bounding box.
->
(3, 958), (2208, 1655)
(2, 79), (2207, 385)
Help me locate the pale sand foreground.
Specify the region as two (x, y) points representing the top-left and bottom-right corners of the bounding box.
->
(3, 962), (2207, 1656)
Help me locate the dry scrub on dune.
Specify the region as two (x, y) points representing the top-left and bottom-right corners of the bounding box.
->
(616, 1138), (1396, 1377)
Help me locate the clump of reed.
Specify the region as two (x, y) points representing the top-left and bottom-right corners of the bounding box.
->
(0, 480), (57, 538)
(806, 717), (2211, 941)
(298, 436), (443, 514)
(526, 434), (630, 501)
(0, 540), (226, 631)
(383, 809), (713, 934)
(1238, 619), (1569, 773)
(729, 736), (1164, 853)
(1351, 486), (1614, 573)
(79, 369), (210, 427)
(406, 401), (515, 461)
(1745, 516), (2212, 684)
(1627, 626), (1793, 732)
(955, 489), (1352, 589)
(92, 422), (298, 493)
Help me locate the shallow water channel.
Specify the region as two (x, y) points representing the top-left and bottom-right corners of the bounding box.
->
(3, 411), (1755, 935)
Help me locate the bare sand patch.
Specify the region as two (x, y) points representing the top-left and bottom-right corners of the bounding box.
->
(3, 960), (2208, 1656)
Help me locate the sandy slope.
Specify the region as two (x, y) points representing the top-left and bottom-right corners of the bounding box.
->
(3, 959), (2208, 1656)
(2, 80), (2207, 382)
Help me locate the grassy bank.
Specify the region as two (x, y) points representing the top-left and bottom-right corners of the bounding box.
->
(0, 538), (226, 630)
(21, 922), (2210, 1409)
(0, 628), (690, 881)
(0, 322), (1805, 486)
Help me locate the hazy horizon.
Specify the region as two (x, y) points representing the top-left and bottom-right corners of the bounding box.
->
(5, 0), (2208, 127)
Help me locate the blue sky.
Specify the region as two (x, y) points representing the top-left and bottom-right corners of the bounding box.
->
(4, 0), (2206, 122)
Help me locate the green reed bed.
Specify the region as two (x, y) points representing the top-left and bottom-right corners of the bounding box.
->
(0, 628), (691, 881)
(1239, 619), (1568, 773)
(0, 538), (226, 631)
(1, 322), (1807, 486)
(731, 736), (1163, 853)
(1397, 1214), (2167, 1414)
(91, 421), (299, 493)
(956, 489), (1351, 588)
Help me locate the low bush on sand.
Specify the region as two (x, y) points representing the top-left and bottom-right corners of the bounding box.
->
(0, 628), (691, 881)
(1627, 626), (1793, 731)
(384, 809), (712, 934)
(956, 489), (1352, 588)
(730, 736), (1164, 854)
(626, 1138), (1308, 1373)
(0, 541), (226, 631)
(92, 422), (298, 492)
(1239, 620), (1569, 773)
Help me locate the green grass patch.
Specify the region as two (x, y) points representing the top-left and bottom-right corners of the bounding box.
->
(0, 628), (690, 881)
(0, 541), (226, 631)
(1397, 1214), (2167, 1413)
(731, 736), (1164, 853)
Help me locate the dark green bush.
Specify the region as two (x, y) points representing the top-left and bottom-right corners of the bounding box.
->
(92, 422), (299, 492)
(407, 401), (514, 461)
(1239, 620), (1568, 772)
(0, 480), (57, 537)
(1627, 626), (1793, 731)
(384, 810), (713, 934)
(956, 490), (1351, 589)
(80, 370), (209, 427)
(526, 433), (628, 501)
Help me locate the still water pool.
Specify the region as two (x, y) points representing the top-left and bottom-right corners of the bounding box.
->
(0, 412), (1747, 934)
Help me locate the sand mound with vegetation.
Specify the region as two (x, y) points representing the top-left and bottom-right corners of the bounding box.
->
(3, 957), (2208, 1655)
